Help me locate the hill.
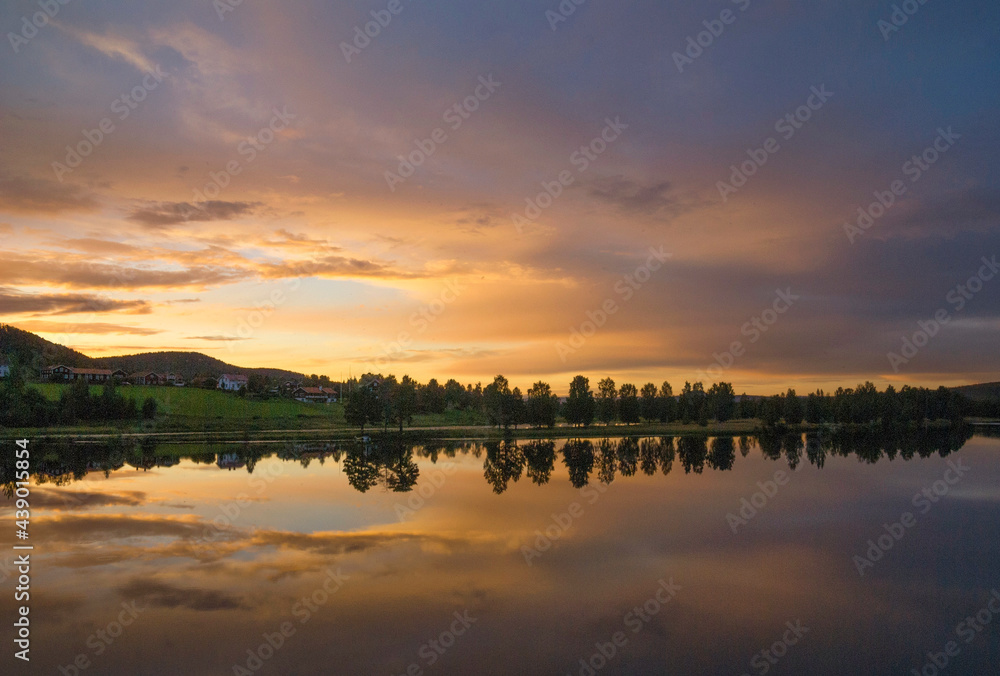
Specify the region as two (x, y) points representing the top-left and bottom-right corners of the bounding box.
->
(91, 351), (304, 382)
(952, 382), (1000, 402)
(0, 324), (95, 368)
(0, 324), (303, 382)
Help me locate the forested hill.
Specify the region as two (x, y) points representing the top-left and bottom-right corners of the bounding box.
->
(0, 324), (94, 368)
(953, 382), (1000, 402)
(0, 324), (303, 381)
(91, 352), (303, 381)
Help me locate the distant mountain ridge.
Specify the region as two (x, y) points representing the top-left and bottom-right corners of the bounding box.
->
(0, 324), (305, 381)
(952, 382), (1000, 402)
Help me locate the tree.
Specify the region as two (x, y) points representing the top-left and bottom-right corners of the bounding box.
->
(640, 383), (660, 422)
(708, 382), (736, 422)
(526, 381), (558, 428)
(247, 374), (270, 397)
(510, 387), (527, 429)
(678, 382), (693, 424)
(659, 381), (676, 422)
(783, 388), (804, 425)
(618, 383), (640, 424)
(483, 375), (513, 430)
(443, 379), (467, 410)
(564, 376), (595, 426)
(597, 377), (617, 424)
(805, 391), (824, 424)
(141, 397), (158, 420)
(392, 376), (418, 431)
(421, 378), (446, 414)
(760, 394), (784, 427)
(345, 385), (378, 433)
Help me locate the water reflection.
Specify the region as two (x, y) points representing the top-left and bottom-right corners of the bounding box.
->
(1, 425), (975, 496)
(0, 426), (995, 676)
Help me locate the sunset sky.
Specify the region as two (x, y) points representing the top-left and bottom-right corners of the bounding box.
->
(1, 0), (998, 393)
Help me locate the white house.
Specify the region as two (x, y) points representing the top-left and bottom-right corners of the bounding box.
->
(0, 364), (9, 378)
(218, 374), (249, 391)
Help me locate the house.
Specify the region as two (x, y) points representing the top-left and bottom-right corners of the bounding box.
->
(218, 374), (249, 391)
(70, 368), (114, 382)
(111, 369), (128, 381)
(129, 372), (183, 386)
(292, 386), (337, 403)
(44, 365), (73, 380)
(41, 365), (112, 382)
(216, 453), (245, 470)
(0, 363), (9, 378)
(129, 371), (157, 385)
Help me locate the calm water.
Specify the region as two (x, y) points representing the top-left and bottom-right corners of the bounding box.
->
(1, 430), (999, 675)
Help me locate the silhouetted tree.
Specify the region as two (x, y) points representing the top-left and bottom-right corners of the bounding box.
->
(564, 376), (595, 426)
(618, 383), (640, 424)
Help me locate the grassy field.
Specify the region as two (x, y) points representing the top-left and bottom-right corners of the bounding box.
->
(28, 383), (345, 431)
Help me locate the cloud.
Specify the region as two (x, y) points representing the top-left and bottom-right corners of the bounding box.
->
(15, 321), (163, 335)
(0, 175), (99, 214)
(188, 335), (249, 341)
(26, 489), (146, 510)
(0, 254), (247, 290)
(581, 176), (682, 215)
(127, 200), (261, 227)
(0, 289), (152, 315)
(116, 579), (249, 611)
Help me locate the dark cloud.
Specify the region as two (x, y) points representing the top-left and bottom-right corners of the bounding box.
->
(127, 200), (260, 227)
(14, 321), (163, 335)
(0, 288), (152, 315)
(0, 255), (247, 290)
(116, 579), (249, 611)
(24, 489), (146, 510)
(0, 175), (99, 214)
(582, 176), (681, 215)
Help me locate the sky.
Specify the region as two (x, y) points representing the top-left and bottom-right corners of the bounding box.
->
(0, 0), (998, 394)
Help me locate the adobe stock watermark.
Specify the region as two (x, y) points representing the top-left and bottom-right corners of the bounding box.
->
(877, 0), (932, 41)
(565, 577), (681, 676)
(909, 590), (1000, 676)
(391, 609), (476, 675)
(726, 470), (789, 534)
(192, 461), (286, 551)
(716, 85), (833, 202)
(853, 458), (969, 576)
(887, 255), (997, 373)
(555, 246), (670, 362)
(696, 288), (799, 383)
(231, 567), (349, 675)
(394, 461), (458, 522)
(545, 0), (591, 31)
(521, 482), (610, 566)
(213, 0), (244, 21)
(368, 278), (465, 370)
(7, 0), (72, 53)
(52, 66), (169, 182)
(511, 116), (628, 233)
(672, 0), (754, 73)
(384, 75), (501, 192)
(340, 0), (417, 63)
(221, 259), (329, 352)
(844, 127), (960, 243)
(190, 106), (296, 203)
(739, 620), (810, 676)
(57, 601), (147, 675)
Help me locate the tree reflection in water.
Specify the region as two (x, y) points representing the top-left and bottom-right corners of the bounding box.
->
(0, 424), (977, 499)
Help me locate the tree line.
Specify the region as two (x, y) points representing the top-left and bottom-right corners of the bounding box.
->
(0, 372), (157, 428)
(343, 373), (985, 432)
